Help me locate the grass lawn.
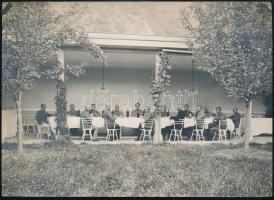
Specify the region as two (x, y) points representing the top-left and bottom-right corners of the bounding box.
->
(2, 142), (272, 197)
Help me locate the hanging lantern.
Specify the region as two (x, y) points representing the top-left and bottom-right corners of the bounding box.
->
(187, 55), (199, 97)
(97, 62), (108, 93)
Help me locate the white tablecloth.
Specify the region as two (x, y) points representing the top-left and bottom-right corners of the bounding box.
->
(183, 118), (196, 128)
(161, 117), (174, 128)
(92, 117), (105, 128)
(204, 117), (215, 129)
(48, 116), (105, 132)
(115, 117), (145, 128)
(199, 117), (234, 132)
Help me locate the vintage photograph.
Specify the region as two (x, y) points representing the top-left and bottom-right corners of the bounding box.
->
(2, 1), (272, 197)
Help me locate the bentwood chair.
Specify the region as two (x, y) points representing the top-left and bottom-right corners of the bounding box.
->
(37, 123), (51, 140)
(169, 120), (184, 142)
(81, 118), (93, 142)
(23, 115), (37, 136)
(231, 118), (242, 139)
(105, 121), (119, 141)
(190, 119), (205, 141)
(139, 121), (154, 142)
(213, 119), (228, 142)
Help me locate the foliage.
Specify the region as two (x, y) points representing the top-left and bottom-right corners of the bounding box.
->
(151, 51), (172, 107)
(180, 2), (272, 103)
(2, 2), (56, 101)
(2, 2), (107, 142)
(55, 80), (67, 135)
(2, 1), (106, 102)
(2, 143), (272, 197)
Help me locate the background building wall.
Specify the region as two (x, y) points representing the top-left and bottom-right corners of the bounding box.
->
(21, 68), (265, 115)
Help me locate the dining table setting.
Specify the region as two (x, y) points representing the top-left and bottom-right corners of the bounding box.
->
(47, 115), (235, 139)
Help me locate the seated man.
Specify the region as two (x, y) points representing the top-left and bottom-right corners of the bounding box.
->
(161, 105), (170, 117)
(90, 104), (101, 117)
(103, 104), (120, 139)
(137, 106), (154, 140)
(131, 103), (143, 118)
(181, 104), (193, 119)
(229, 107), (241, 129)
(67, 104), (80, 116)
(210, 107), (227, 140)
(67, 104), (80, 136)
(165, 104), (185, 140)
(112, 104), (124, 118)
(35, 103), (54, 138)
(170, 104), (184, 121)
(204, 107), (212, 118)
(195, 105), (204, 119)
(80, 105), (91, 118)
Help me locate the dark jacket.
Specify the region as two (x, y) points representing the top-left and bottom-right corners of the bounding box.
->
(229, 112), (241, 128)
(67, 109), (80, 117)
(90, 109), (101, 117)
(131, 109), (143, 117)
(35, 110), (53, 124)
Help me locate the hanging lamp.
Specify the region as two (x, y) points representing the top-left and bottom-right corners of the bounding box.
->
(187, 54), (199, 96)
(97, 61), (108, 93)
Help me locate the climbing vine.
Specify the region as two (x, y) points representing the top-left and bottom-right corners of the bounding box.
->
(151, 51), (171, 107)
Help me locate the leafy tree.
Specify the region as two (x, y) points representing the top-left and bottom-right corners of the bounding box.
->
(181, 2), (272, 151)
(2, 2), (106, 152)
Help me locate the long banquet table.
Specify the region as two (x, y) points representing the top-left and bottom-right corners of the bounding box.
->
(160, 117), (234, 133)
(48, 116), (235, 138)
(115, 117), (145, 138)
(48, 116), (105, 134)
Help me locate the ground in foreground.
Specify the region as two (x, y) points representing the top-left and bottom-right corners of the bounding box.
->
(2, 142), (272, 197)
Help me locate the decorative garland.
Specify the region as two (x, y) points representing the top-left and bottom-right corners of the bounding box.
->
(151, 51), (171, 107)
(55, 80), (68, 136)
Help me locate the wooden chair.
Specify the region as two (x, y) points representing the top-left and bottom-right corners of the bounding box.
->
(190, 119), (205, 141)
(23, 116), (37, 136)
(169, 120), (183, 142)
(231, 118), (242, 139)
(139, 121), (154, 142)
(213, 119), (228, 142)
(105, 121), (119, 141)
(37, 123), (51, 140)
(81, 118), (93, 142)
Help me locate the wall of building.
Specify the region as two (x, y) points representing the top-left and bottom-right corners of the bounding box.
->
(21, 68), (265, 115)
(2, 109), (17, 141)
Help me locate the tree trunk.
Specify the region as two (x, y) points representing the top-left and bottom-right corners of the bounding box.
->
(153, 109), (163, 144)
(244, 99), (252, 152)
(15, 91), (23, 153)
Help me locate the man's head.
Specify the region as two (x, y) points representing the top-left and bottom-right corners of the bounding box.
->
(70, 104), (75, 110)
(91, 104), (96, 110)
(162, 105), (167, 110)
(41, 103), (46, 111)
(216, 107), (222, 113)
(233, 107), (238, 113)
(135, 103), (140, 109)
(114, 104), (119, 111)
(184, 104), (189, 111)
(144, 106), (150, 113)
(178, 104), (184, 111)
(106, 103), (111, 110)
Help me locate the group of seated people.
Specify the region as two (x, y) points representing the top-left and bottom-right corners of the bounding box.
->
(34, 102), (241, 141)
(161, 104), (241, 140)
